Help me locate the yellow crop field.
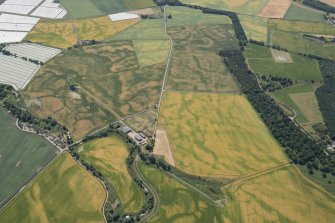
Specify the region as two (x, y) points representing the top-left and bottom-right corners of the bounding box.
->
(26, 16), (140, 48)
(77, 136), (145, 213)
(0, 153), (106, 222)
(239, 15), (268, 42)
(159, 92), (288, 178)
(223, 166), (335, 222)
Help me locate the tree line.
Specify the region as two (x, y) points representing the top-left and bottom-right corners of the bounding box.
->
(303, 0), (335, 13)
(315, 61), (335, 140)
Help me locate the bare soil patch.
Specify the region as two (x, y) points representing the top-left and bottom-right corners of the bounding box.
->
(154, 126), (176, 166)
(259, 0), (292, 18)
(270, 49), (293, 63)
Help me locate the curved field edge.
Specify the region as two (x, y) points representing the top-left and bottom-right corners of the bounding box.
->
(223, 166), (335, 222)
(76, 136), (146, 213)
(139, 162), (224, 223)
(0, 153), (106, 223)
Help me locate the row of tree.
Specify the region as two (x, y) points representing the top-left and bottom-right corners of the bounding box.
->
(303, 0), (335, 13)
(220, 50), (335, 175)
(315, 61), (335, 140)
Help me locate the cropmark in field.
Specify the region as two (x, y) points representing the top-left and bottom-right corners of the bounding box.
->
(23, 42), (165, 140)
(0, 153), (106, 222)
(26, 16), (140, 49)
(77, 136), (146, 213)
(140, 163), (223, 222)
(166, 24), (240, 93)
(223, 166), (335, 223)
(158, 92), (288, 178)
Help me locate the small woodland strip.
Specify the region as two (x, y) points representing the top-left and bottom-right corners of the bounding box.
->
(303, 0), (335, 13)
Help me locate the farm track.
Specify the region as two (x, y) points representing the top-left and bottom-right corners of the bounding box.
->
(134, 159), (160, 223)
(222, 162), (292, 190)
(153, 5), (174, 136)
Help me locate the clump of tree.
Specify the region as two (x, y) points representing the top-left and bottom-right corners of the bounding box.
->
(260, 75), (293, 92)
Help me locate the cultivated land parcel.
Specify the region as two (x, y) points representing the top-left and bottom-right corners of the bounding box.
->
(77, 136), (145, 213)
(1, 0), (335, 222)
(0, 153), (106, 222)
(0, 108), (55, 207)
(158, 92), (288, 178)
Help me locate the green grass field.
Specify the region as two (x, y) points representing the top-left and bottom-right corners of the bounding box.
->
(166, 24), (240, 93)
(123, 0), (155, 10)
(166, 6), (231, 27)
(139, 163), (224, 222)
(60, 0), (102, 19)
(92, 0), (127, 14)
(245, 44), (323, 82)
(180, 0), (268, 15)
(159, 92), (288, 178)
(272, 84), (324, 129)
(0, 108), (56, 207)
(239, 15), (268, 42)
(223, 166), (335, 222)
(270, 20), (335, 60)
(284, 2), (325, 23)
(77, 136), (145, 213)
(0, 153), (106, 222)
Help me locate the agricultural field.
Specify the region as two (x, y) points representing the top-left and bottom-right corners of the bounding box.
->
(124, 109), (157, 137)
(272, 84), (324, 132)
(223, 166), (335, 223)
(59, 0), (103, 19)
(284, 2), (326, 23)
(320, 0), (335, 7)
(122, 0), (155, 10)
(239, 15), (268, 42)
(166, 6), (231, 27)
(270, 20), (335, 60)
(139, 163), (224, 222)
(77, 136), (145, 213)
(92, 0), (127, 15)
(0, 54), (40, 89)
(258, 0), (292, 18)
(158, 92), (288, 178)
(0, 153), (106, 222)
(23, 42), (165, 140)
(31, 0), (67, 19)
(133, 40), (170, 67)
(245, 44), (323, 82)
(0, 107), (56, 207)
(26, 16), (139, 49)
(166, 24), (240, 93)
(180, 0), (269, 15)
(108, 19), (168, 41)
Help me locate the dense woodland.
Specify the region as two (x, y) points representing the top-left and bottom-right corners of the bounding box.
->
(316, 61), (335, 140)
(303, 0), (335, 13)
